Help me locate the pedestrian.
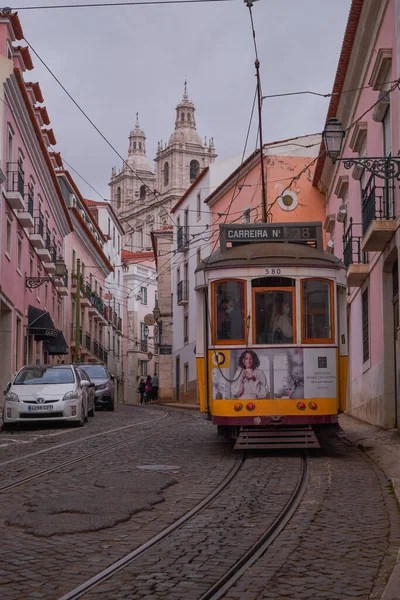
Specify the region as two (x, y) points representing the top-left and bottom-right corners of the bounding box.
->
(152, 373), (159, 401)
(145, 375), (153, 402)
(137, 378), (146, 404)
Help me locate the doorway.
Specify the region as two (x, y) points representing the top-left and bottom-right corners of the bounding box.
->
(393, 260), (399, 428)
(175, 355), (180, 402)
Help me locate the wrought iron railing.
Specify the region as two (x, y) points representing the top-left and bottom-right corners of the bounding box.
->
(45, 230), (51, 251)
(177, 225), (189, 250)
(140, 340), (148, 352)
(362, 174), (395, 235)
(49, 246), (57, 263)
(84, 332), (92, 352)
(117, 317), (122, 331)
(23, 184), (34, 216)
(7, 161), (24, 196)
(343, 218), (368, 268)
(33, 212), (44, 237)
(177, 280), (189, 303)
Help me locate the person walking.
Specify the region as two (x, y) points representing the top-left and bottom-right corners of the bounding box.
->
(145, 375), (153, 402)
(137, 378), (146, 404)
(152, 374), (159, 401)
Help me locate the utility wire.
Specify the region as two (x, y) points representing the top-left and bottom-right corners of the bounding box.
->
(7, 0), (233, 9)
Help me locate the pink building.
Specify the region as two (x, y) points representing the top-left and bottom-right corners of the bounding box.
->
(0, 12), (72, 399)
(206, 135), (326, 245)
(314, 0), (400, 429)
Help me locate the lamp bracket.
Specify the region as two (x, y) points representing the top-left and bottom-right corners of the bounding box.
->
(338, 156), (400, 180)
(26, 276), (57, 289)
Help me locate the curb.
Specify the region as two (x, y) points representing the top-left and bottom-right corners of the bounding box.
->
(341, 433), (400, 599)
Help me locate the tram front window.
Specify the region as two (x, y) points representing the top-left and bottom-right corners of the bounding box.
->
(302, 279), (333, 342)
(254, 290), (294, 344)
(214, 280), (245, 342)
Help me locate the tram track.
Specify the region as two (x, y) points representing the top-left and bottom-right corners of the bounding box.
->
(0, 407), (169, 468)
(0, 410), (173, 493)
(57, 453), (309, 600)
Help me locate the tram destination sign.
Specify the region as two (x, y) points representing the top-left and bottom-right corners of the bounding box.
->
(219, 222), (322, 252)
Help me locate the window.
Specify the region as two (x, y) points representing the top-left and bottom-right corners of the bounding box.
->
(184, 363), (189, 393)
(118, 270), (120, 286)
(140, 322), (148, 352)
(190, 160), (200, 183)
(7, 126), (13, 163)
(139, 142), (142, 150)
(302, 279), (333, 343)
(176, 267), (180, 296)
(184, 314), (189, 343)
(118, 236), (120, 253)
(113, 226), (116, 246)
(72, 249), (76, 273)
(154, 362), (159, 376)
(197, 248), (201, 266)
(5, 218), (11, 257)
(17, 236), (22, 271)
(181, 112), (185, 121)
(140, 185), (146, 200)
(362, 288), (369, 363)
(253, 280), (296, 344)
(140, 286), (147, 305)
(116, 187), (121, 209)
(140, 360), (148, 377)
(197, 192), (201, 221)
(187, 113), (191, 122)
(15, 316), (21, 371)
(117, 339), (120, 358)
(108, 218), (111, 237)
(213, 280), (246, 344)
(164, 162), (169, 186)
(133, 141), (136, 150)
(29, 256), (34, 277)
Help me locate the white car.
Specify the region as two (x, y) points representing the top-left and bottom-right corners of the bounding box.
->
(2, 365), (95, 428)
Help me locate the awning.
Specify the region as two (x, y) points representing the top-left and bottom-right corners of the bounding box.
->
(44, 331), (69, 355)
(28, 305), (58, 341)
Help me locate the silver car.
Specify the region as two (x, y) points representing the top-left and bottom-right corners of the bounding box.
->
(79, 364), (114, 411)
(2, 365), (95, 428)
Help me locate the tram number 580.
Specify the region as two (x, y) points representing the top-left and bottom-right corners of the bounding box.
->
(265, 268), (281, 275)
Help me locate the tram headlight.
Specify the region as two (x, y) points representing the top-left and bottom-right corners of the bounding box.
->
(234, 403), (243, 412)
(296, 402), (306, 410)
(246, 402), (256, 411)
(309, 402), (318, 410)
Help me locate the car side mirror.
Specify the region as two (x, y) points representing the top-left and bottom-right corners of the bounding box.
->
(89, 382), (95, 388)
(80, 380), (90, 387)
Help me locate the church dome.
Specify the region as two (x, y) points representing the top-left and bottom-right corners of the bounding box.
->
(168, 83), (203, 147)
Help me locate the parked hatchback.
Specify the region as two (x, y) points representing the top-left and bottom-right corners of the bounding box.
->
(2, 365), (95, 428)
(79, 364), (114, 411)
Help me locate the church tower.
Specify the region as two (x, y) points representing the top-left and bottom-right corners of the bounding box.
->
(155, 83), (217, 202)
(109, 87), (216, 252)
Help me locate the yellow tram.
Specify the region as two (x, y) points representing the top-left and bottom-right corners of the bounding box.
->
(195, 222), (348, 448)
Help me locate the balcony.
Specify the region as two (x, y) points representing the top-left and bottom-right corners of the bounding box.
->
(343, 219), (369, 287)
(177, 280), (189, 305)
(362, 174), (396, 251)
(93, 340), (107, 363)
(140, 340), (148, 353)
(37, 229), (51, 262)
(29, 212), (45, 249)
(5, 162), (24, 210)
(81, 283), (92, 309)
(82, 332), (92, 356)
(70, 324), (83, 348)
(117, 317), (122, 333)
(17, 185), (34, 229)
(177, 226), (189, 252)
(55, 272), (68, 296)
(43, 246), (57, 274)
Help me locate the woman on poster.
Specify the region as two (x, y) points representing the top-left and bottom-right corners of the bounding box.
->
(231, 350), (269, 399)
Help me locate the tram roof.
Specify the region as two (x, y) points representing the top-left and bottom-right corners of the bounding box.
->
(196, 241), (345, 272)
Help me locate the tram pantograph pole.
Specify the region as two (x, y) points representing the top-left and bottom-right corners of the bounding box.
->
(255, 59), (267, 223)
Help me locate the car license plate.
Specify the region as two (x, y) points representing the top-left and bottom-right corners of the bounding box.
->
(28, 405), (53, 411)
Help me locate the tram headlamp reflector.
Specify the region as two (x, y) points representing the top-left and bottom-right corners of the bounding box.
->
(246, 402), (256, 411)
(234, 403), (243, 412)
(296, 402), (306, 410)
(309, 402), (318, 410)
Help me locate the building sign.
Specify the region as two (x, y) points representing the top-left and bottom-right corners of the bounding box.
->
(219, 223), (322, 251)
(159, 345), (172, 355)
(209, 347), (336, 400)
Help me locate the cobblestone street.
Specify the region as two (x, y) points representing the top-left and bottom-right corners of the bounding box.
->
(0, 405), (399, 600)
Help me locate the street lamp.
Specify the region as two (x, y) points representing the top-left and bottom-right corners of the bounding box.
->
(153, 305), (161, 322)
(323, 117), (400, 179)
(25, 257), (67, 289)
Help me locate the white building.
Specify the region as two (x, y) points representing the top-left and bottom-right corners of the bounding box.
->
(170, 155), (243, 403)
(122, 251), (158, 404)
(85, 199), (125, 402)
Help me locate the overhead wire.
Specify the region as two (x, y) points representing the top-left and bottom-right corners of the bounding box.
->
(9, 0), (234, 9)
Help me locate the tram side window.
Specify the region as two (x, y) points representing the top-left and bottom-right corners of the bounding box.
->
(254, 290), (294, 344)
(214, 281), (245, 343)
(302, 279), (333, 342)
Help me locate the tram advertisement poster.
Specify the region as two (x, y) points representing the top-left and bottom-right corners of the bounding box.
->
(211, 348), (336, 400)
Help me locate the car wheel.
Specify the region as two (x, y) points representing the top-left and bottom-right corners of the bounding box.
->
(73, 406), (85, 427)
(108, 401), (115, 412)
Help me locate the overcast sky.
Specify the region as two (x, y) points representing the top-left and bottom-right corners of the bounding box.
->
(16, 0), (351, 200)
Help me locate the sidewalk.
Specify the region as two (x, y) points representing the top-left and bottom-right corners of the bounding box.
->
(339, 413), (400, 600)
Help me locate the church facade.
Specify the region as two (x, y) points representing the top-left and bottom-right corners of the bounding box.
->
(109, 85), (217, 252)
